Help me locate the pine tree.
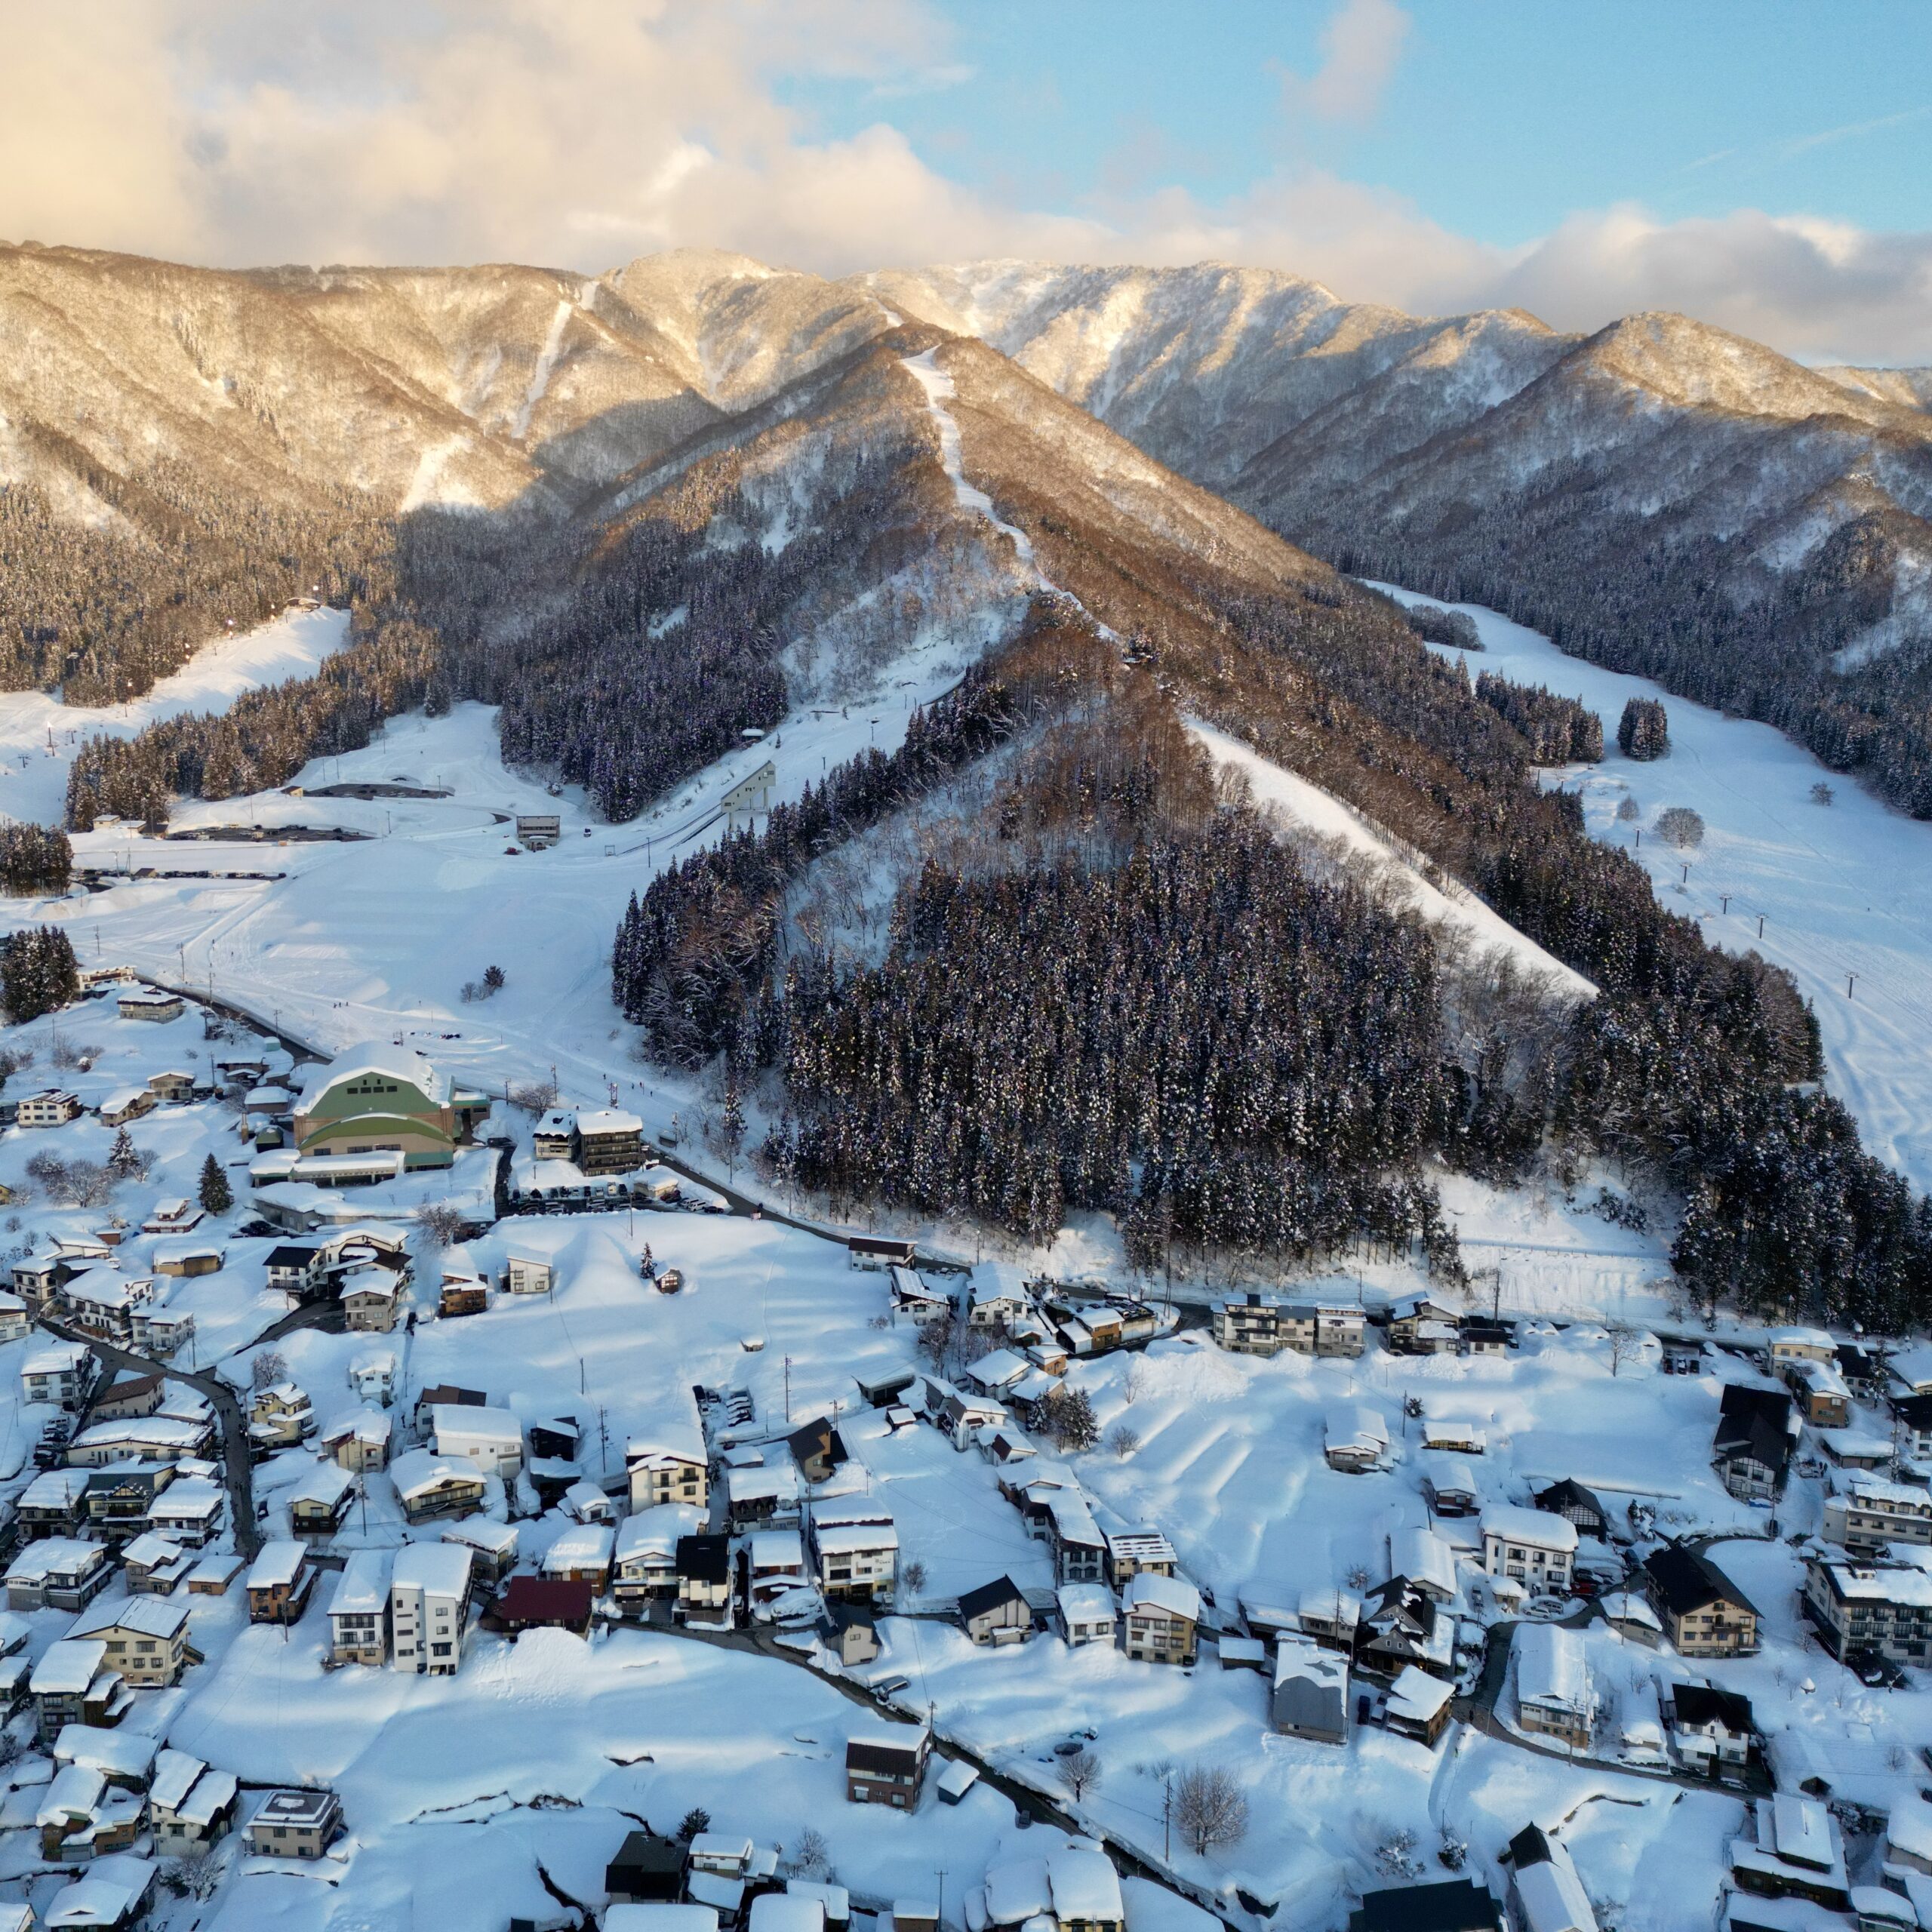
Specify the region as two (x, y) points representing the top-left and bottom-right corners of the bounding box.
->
(1617, 697), (1669, 760)
(107, 1128), (142, 1179)
(198, 1152), (234, 1217)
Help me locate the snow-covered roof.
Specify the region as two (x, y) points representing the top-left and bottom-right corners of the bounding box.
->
(7, 1537), (101, 1583)
(1046, 1843), (1123, 1925)
(985, 1857), (1053, 1925)
(1386, 1664), (1452, 1723)
(246, 1540), (309, 1590)
(392, 1542), (473, 1595)
(1121, 1571), (1201, 1622)
(120, 1531), (186, 1570)
(441, 1517), (519, 1558)
(1515, 1623), (1590, 1712)
(38, 1762), (108, 1826)
(321, 1404), (392, 1445)
(1600, 1592), (1661, 1630)
(605, 1909), (721, 1932)
(431, 1403), (524, 1447)
(297, 1040), (453, 1109)
(1513, 1838), (1598, 1932)
(815, 1520), (899, 1555)
(617, 1504), (704, 1561)
(149, 1748), (208, 1814)
(54, 1724), (157, 1781)
(22, 1341), (89, 1374)
(748, 1896), (825, 1932)
(1888, 1795), (1932, 1866)
(389, 1448), (485, 1500)
(1057, 1583), (1115, 1623)
(1273, 1633), (1346, 1689)
(1483, 1505), (1579, 1552)
(1395, 1527), (1458, 1600)
(1770, 1326), (1834, 1350)
(1325, 1403), (1389, 1450)
(30, 1639), (106, 1694)
(748, 1529), (804, 1571)
(329, 1550), (392, 1617)
(543, 1522), (615, 1571)
(47, 1856), (156, 1929)
(577, 1107), (643, 1137)
(289, 1462), (354, 1508)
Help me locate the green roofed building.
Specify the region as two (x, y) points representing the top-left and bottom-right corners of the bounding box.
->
(291, 1044), (491, 1172)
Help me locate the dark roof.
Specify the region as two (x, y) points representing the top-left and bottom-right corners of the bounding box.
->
(418, 1384), (486, 1410)
(1644, 1543), (1755, 1620)
(1669, 1681), (1754, 1732)
(265, 1245), (318, 1268)
(958, 1575), (1029, 1622)
(1713, 1384), (1794, 1472)
(676, 1534), (731, 1583)
(1459, 1318), (1511, 1340)
(496, 1577), (594, 1627)
(1350, 1879), (1503, 1932)
(1533, 1478), (1607, 1521)
(1503, 1825), (1551, 1870)
(787, 1417), (849, 1469)
(850, 1235), (917, 1258)
(1894, 1392), (1932, 1426)
(847, 1734), (927, 1774)
(608, 1831), (686, 1878)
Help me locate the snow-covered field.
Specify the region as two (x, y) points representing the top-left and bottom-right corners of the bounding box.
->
(0, 608), (351, 829)
(1371, 583), (1932, 1195)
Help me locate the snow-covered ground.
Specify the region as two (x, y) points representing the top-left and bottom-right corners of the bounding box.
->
(1371, 582), (1932, 1195)
(0, 608), (351, 828)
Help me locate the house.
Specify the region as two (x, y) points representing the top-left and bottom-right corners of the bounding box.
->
(575, 1107), (645, 1174)
(20, 1468), (92, 1540)
(1664, 1681), (1758, 1778)
(1598, 1592), (1663, 1647)
(429, 1404), (524, 1479)
(23, 1342), (94, 1407)
(121, 1532), (193, 1595)
(1296, 1585), (1364, 1654)
(128, 1300), (193, 1358)
(288, 1461), (355, 1537)
(959, 1576), (1033, 1646)
(1421, 1420), (1487, 1456)
(1388, 1293), (1463, 1352)
(826, 1603), (879, 1666)
(97, 1087), (155, 1128)
(541, 1522), (614, 1589)
(744, 1528), (806, 1606)
(1348, 1880), (1502, 1932)
(52, 1724), (158, 1792)
(1892, 1392), (1932, 1462)
(1121, 1571), (1199, 1664)
(328, 1550), (392, 1665)
(1357, 1579), (1453, 1681)
(1460, 1317), (1512, 1357)
(438, 1275), (488, 1318)
(348, 1352), (398, 1405)
(1730, 1794), (1850, 1911)
(850, 1236), (918, 1271)
(857, 1367), (918, 1408)
(439, 1517), (519, 1588)
(1642, 1543), (1759, 1657)
(146, 1477), (226, 1546)
(1481, 1507), (1577, 1595)
(1423, 1459), (1481, 1518)
(319, 1405), (392, 1472)
(391, 1543), (473, 1675)
(7, 1539), (111, 1613)
(151, 1240), (223, 1278)
(30, 1639), (128, 1743)
(1504, 1826), (1600, 1932)
(1884, 1795), (1932, 1880)
(82, 1464), (178, 1542)
(147, 1069), (196, 1103)
(414, 1383), (486, 1428)
(1324, 1404), (1389, 1473)
(676, 1534), (734, 1627)
(924, 1378), (1009, 1449)
(248, 1380), (317, 1450)
(1210, 1295), (1361, 1358)
(1823, 1473), (1932, 1552)
(1104, 1529), (1177, 1589)
(187, 1551), (245, 1596)
(0, 1288), (26, 1340)
(1383, 1664), (1454, 1747)
(1057, 1583), (1115, 1647)
(17, 1088), (83, 1127)
(605, 1829), (689, 1904)
(118, 989), (183, 1022)
(726, 1463), (801, 1531)
(263, 1244), (323, 1297)
(614, 1504), (703, 1612)
(246, 1540), (315, 1625)
(890, 1267), (951, 1324)
(1786, 1357), (1853, 1429)
(505, 1254), (554, 1296)
(492, 1576), (595, 1638)
(1801, 1555), (1932, 1665)
(626, 1414), (709, 1512)
(1713, 1384), (1796, 1500)
(89, 1372), (166, 1422)
(341, 1269), (402, 1331)
(1512, 1624), (1596, 1749)
(1768, 1327), (1836, 1369)
(810, 1501), (898, 1602)
(1531, 1480), (1611, 1540)
(515, 812), (561, 848)
(1272, 1635), (1349, 1744)
(846, 1728), (928, 1807)
(66, 1598), (192, 1688)
(291, 1041), (488, 1171)
(42, 1851), (158, 1928)
(967, 1275), (1032, 1331)
(389, 1449), (487, 1524)
(38, 1760), (146, 1863)
(246, 1787), (343, 1859)
(149, 1749), (238, 1857)
(783, 1416), (848, 1487)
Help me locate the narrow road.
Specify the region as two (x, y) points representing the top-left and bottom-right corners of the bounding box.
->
(36, 1315), (262, 1560)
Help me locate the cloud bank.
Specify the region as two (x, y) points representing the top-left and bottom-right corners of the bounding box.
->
(1, 0), (1927, 365)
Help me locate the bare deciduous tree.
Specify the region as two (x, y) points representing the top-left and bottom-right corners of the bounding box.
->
(251, 1349), (289, 1392)
(1060, 1748), (1103, 1801)
(1173, 1764), (1247, 1857)
(1604, 1320), (1646, 1377)
(414, 1201), (466, 1248)
(1104, 1422), (1141, 1458)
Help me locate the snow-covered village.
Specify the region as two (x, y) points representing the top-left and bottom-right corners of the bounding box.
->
(3, 8), (1932, 1932)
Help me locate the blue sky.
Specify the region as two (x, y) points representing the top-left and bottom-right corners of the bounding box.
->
(783, 1), (1932, 248)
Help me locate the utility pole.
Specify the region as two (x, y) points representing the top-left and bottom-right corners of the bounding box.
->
(1163, 1772), (1173, 1863)
(1847, 974), (1857, 1000)
(1757, 915), (1765, 939)
(783, 1355), (793, 1423)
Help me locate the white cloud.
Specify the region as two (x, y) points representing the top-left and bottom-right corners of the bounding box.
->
(1278, 0), (1412, 125)
(0, 0), (1927, 368)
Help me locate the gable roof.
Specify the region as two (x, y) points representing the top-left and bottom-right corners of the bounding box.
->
(1714, 1383), (1795, 1473)
(1644, 1543), (1755, 1620)
(1669, 1681), (1754, 1731)
(297, 1041), (451, 1109)
(958, 1575), (1029, 1621)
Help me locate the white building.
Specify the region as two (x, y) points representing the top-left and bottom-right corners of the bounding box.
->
(1481, 1506), (1578, 1595)
(1513, 1623), (1597, 1749)
(429, 1404), (525, 1480)
(390, 1543), (473, 1675)
(626, 1409), (709, 1512)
